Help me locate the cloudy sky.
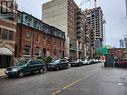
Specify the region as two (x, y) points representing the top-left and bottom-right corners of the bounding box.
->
(17, 0), (127, 48)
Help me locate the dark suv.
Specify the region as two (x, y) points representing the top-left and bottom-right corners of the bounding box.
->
(47, 59), (69, 70)
(5, 59), (46, 77)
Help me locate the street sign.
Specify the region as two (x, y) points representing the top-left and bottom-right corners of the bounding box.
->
(100, 56), (105, 63)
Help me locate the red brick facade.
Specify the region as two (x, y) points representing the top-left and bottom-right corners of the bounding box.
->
(108, 48), (126, 59)
(16, 25), (65, 59)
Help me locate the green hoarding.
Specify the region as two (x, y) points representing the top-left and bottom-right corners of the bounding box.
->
(96, 47), (108, 55)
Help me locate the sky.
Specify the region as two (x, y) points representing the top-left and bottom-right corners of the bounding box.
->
(17, 0), (127, 48)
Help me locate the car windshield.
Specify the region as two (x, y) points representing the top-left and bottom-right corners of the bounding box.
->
(51, 60), (60, 64)
(76, 60), (80, 62)
(15, 60), (28, 66)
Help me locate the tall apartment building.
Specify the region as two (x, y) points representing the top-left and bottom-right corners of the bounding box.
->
(0, 0), (17, 68)
(77, 10), (95, 58)
(125, 0), (127, 17)
(42, 0), (86, 60)
(84, 7), (104, 48)
(85, 22), (95, 58)
(124, 35), (127, 48)
(120, 39), (124, 48)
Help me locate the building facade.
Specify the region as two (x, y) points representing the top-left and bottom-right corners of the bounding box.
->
(82, 10), (96, 58)
(124, 35), (127, 48)
(0, 0), (17, 68)
(84, 7), (104, 48)
(125, 0), (127, 17)
(108, 48), (127, 59)
(120, 39), (124, 48)
(42, 0), (90, 60)
(16, 11), (65, 59)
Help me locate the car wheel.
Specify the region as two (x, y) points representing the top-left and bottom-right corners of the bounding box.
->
(56, 66), (59, 71)
(7, 75), (13, 78)
(18, 71), (24, 78)
(44, 67), (47, 73)
(39, 68), (44, 74)
(66, 65), (69, 69)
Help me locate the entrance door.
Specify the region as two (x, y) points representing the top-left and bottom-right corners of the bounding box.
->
(43, 48), (46, 57)
(0, 55), (11, 68)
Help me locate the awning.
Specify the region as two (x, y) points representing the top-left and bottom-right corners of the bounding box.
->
(0, 47), (13, 55)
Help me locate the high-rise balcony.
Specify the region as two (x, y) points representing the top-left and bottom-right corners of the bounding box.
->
(77, 33), (81, 38)
(69, 44), (77, 51)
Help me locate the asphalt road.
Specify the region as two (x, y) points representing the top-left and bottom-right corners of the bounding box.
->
(0, 63), (127, 95)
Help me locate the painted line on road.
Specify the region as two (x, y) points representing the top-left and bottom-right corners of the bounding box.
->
(51, 79), (82, 95)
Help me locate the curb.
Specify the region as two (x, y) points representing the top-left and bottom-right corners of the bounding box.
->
(0, 75), (6, 79)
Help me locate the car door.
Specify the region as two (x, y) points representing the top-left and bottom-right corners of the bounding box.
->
(36, 61), (45, 71)
(56, 60), (62, 69)
(61, 60), (67, 69)
(35, 61), (42, 70)
(27, 61), (37, 72)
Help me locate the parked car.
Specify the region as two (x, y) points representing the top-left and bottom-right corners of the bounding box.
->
(47, 59), (69, 70)
(82, 59), (91, 65)
(70, 59), (83, 67)
(115, 58), (127, 67)
(90, 59), (100, 64)
(5, 59), (46, 78)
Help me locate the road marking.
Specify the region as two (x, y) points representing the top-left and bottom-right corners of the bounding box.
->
(51, 79), (82, 95)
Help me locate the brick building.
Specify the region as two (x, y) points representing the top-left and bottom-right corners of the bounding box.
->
(108, 48), (126, 59)
(16, 11), (65, 59)
(0, 0), (17, 68)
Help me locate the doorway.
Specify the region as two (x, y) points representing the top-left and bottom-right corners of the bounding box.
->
(0, 55), (11, 68)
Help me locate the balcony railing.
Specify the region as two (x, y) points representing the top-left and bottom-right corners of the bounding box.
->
(69, 46), (77, 51)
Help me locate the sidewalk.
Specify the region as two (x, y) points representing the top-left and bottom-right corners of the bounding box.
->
(0, 68), (6, 78)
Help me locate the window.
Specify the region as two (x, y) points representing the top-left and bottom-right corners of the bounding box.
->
(36, 34), (40, 44)
(33, 20), (37, 28)
(8, 31), (13, 40)
(7, 1), (13, 13)
(1, 29), (8, 40)
(43, 24), (51, 34)
(25, 32), (31, 45)
(24, 16), (32, 26)
(1, 1), (13, 13)
(54, 39), (56, 45)
(34, 47), (40, 56)
(26, 32), (31, 42)
(29, 61), (36, 65)
(0, 29), (14, 40)
(1, 1), (7, 13)
(36, 61), (41, 65)
(43, 24), (49, 33)
(23, 46), (30, 55)
(43, 35), (46, 41)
